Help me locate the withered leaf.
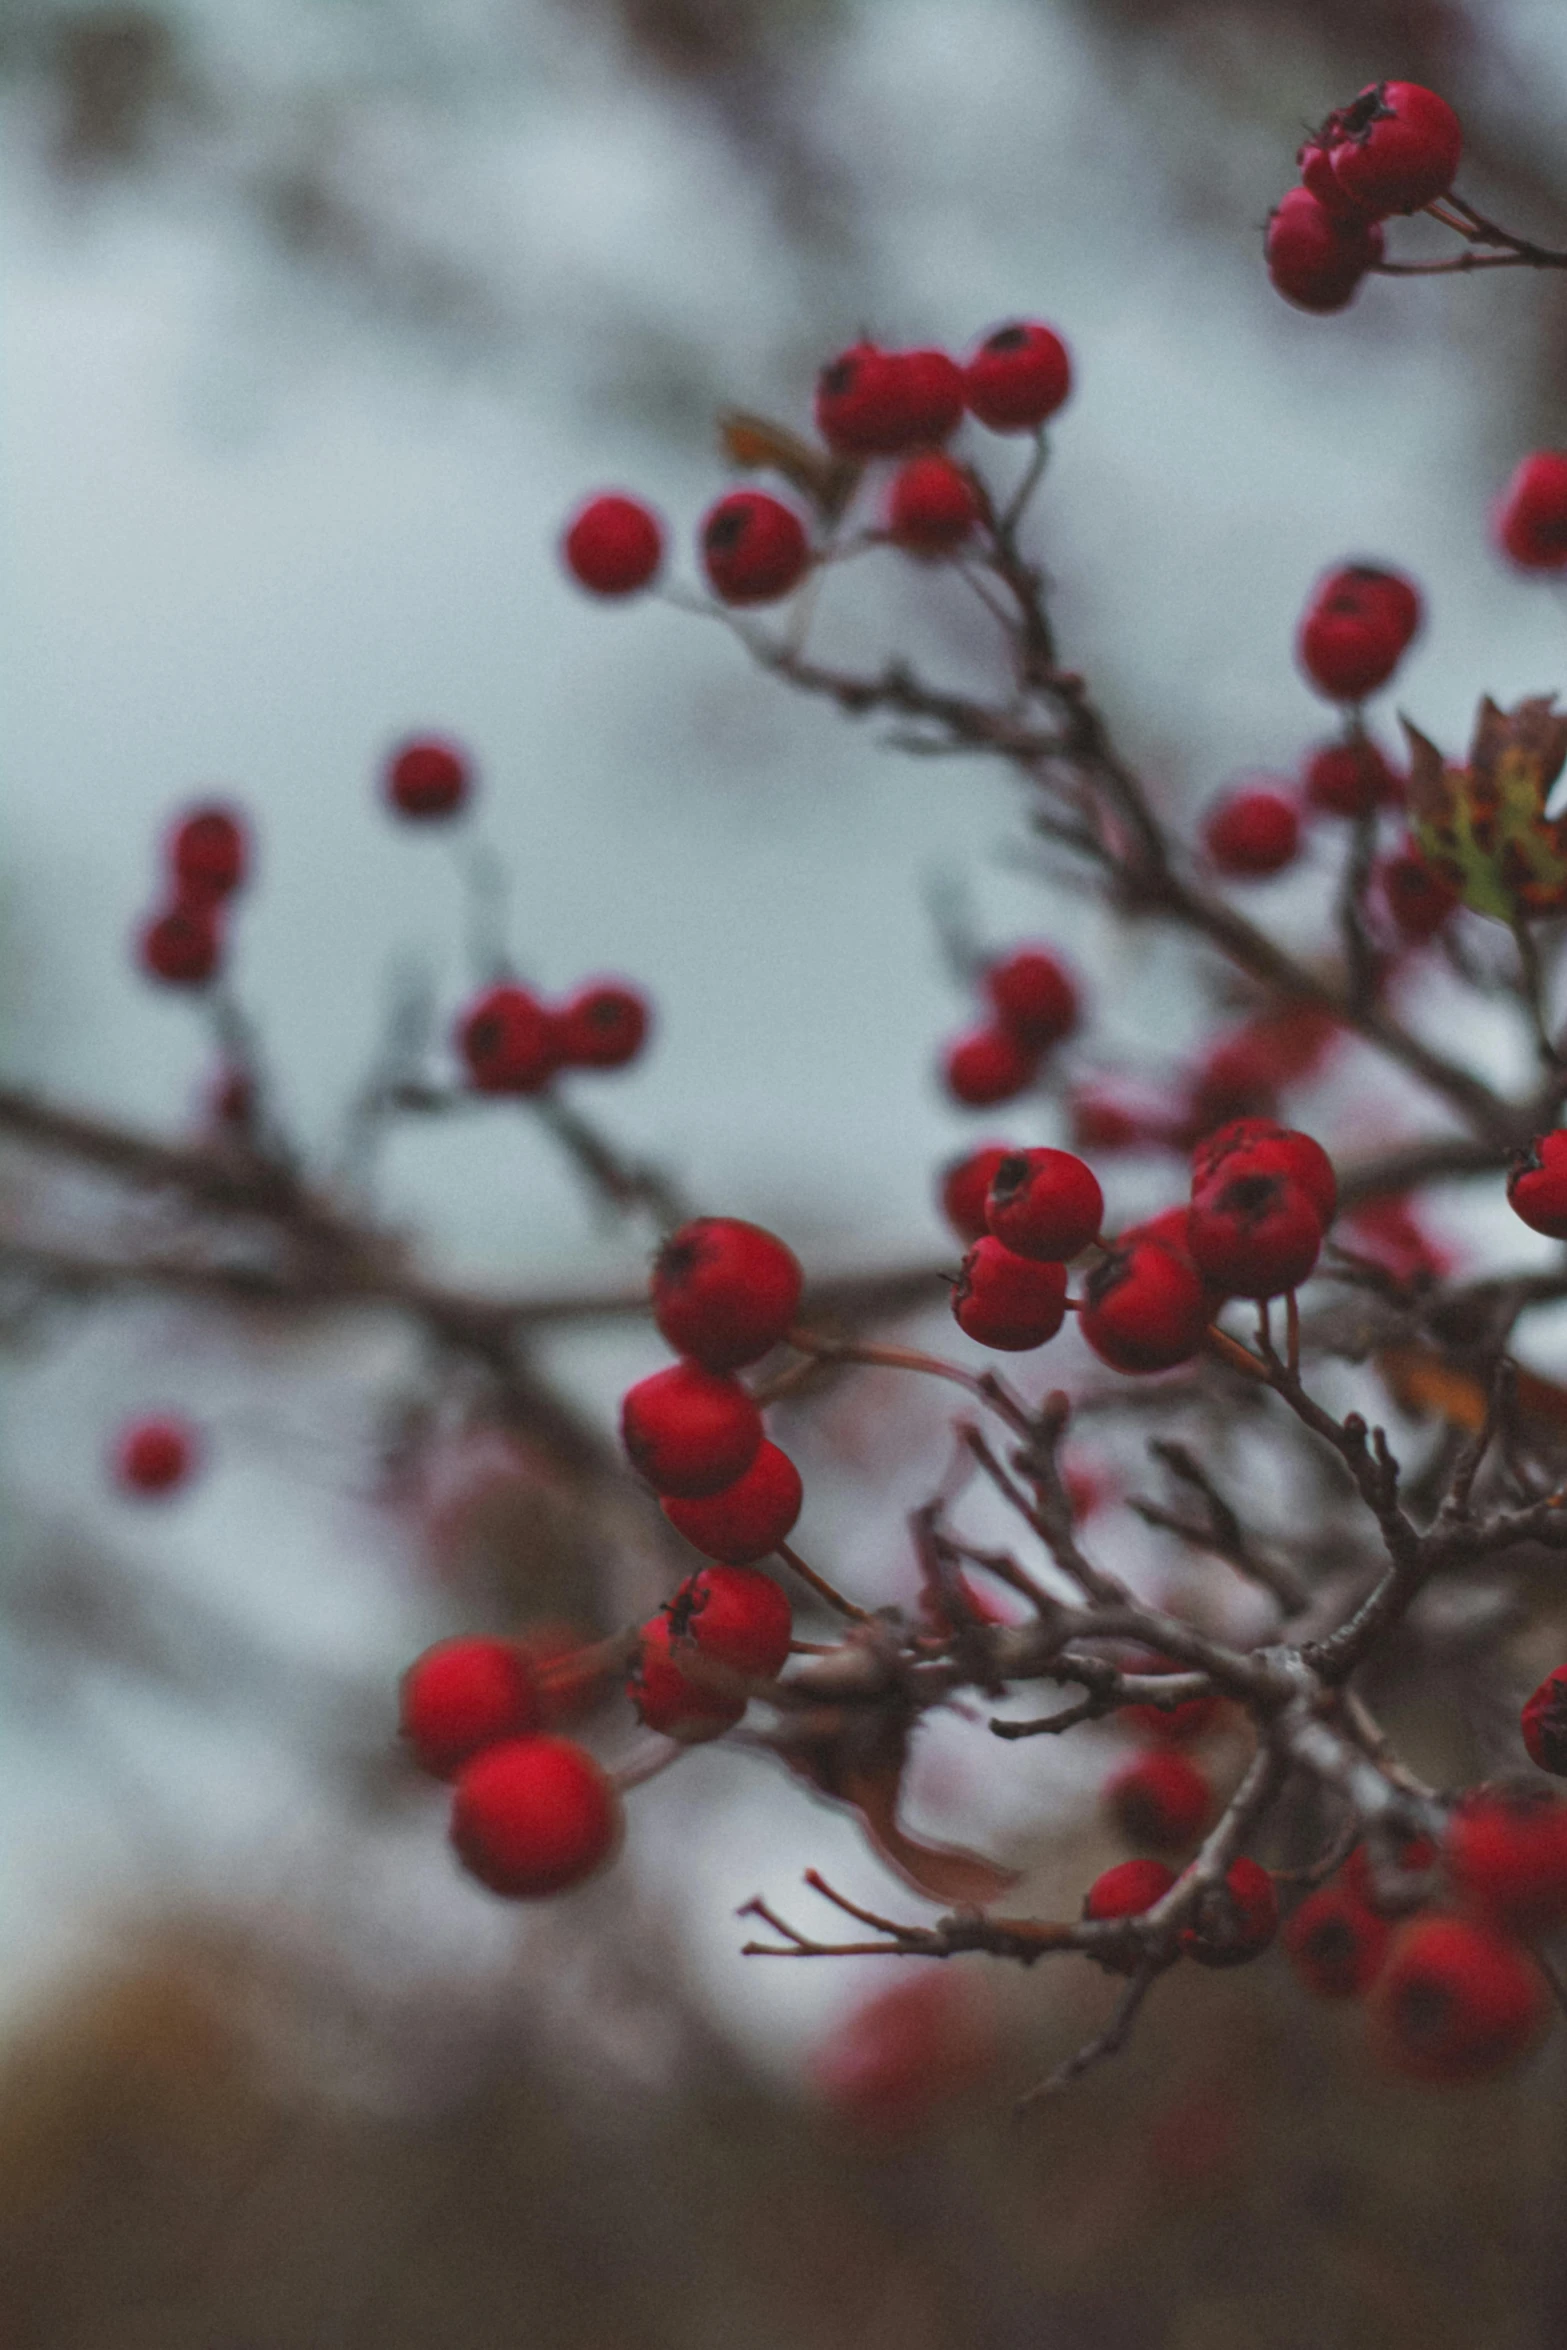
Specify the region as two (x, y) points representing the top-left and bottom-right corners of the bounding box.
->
(717, 409), (862, 522)
(1404, 695), (1567, 922)
(776, 1702), (1019, 1909)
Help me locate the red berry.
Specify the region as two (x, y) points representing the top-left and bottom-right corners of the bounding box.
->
(555, 981), (650, 1070)
(450, 1734), (622, 1897)
(1508, 1131), (1567, 1240)
(951, 1237), (1068, 1352)
(1265, 186), (1384, 313)
(1329, 81), (1463, 217)
(938, 1142), (1014, 1243)
(1069, 1084), (1167, 1154)
(700, 491), (809, 605)
(399, 1636), (543, 1779)
(808, 1968), (993, 2136)
(139, 902), (222, 987)
(1297, 122), (1378, 220)
(814, 342), (905, 455)
(886, 348), (966, 445)
(1117, 1205), (1198, 1263)
(1284, 1883), (1392, 1997)
(1179, 1857), (1278, 1968)
(1343, 1194), (1450, 1286)
(1497, 451), (1567, 571)
(620, 1362), (764, 1498)
(885, 453), (979, 556)
(1185, 1031), (1281, 1131)
(562, 493), (664, 597)
(1119, 1656), (1221, 1745)
(665, 1561), (793, 1679)
(169, 803), (248, 900)
(1379, 844), (1459, 940)
(1522, 1665), (1567, 1777)
(384, 736), (471, 820)
(1192, 1119), (1338, 1229)
(455, 984), (560, 1094)
(1080, 1239), (1210, 1374)
(941, 1025), (1039, 1108)
(1371, 1915), (1546, 2083)
(630, 1611), (747, 1742)
(114, 1415), (198, 1496)
(984, 1147), (1103, 1261)
(1188, 1168), (1324, 1299)
(1202, 787), (1301, 878)
(651, 1217), (803, 1371)
(964, 320), (1072, 432)
(661, 1443), (803, 1565)
(1297, 564), (1421, 702)
(1446, 1783), (1567, 1935)
(1304, 736), (1402, 817)
(1082, 1858), (1176, 1971)
(1106, 1750), (1213, 1852)
(983, 946), (1079, 1048)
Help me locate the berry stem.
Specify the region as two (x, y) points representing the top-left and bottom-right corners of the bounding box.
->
(774, 1540), (873, 1623)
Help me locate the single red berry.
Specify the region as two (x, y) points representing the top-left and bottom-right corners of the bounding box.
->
(1283, 1883), (1392, 1998)
(1080, 1239), (1210, 1374)
(138, 902), (222, 987)
(1202, 787), (1301, 878)
(456, 984), (560, 1094)
(399, 1636), (543, 1779)
(1522, 1665), (1567, 1777)
(1192, 1119), (1338, 1229)
(951, 1237), (1068, 1352)
(620, 1362), (764, 1498)
(1265, 186), (1384, 313)
(169, 803), (248, 901)
(1371, 1914), (1546, 2083)
(630, 1611), (747, 1742)
(1329, 81), (1463, 217)
(1341, 1834), (1438, 1916)
(983, 946), (1079, 1048)
(942, 1025), (1039, 1108)
(1117, 1205), (1199, 1264)
(561, 493), (664, 597)
(1246, 1005), (1344, 1084)
(1297, 564), (1421, 702)
(1179, 1857), (1278, 1968)
(384, 736), (471, 820)
(1188, 1168), (1324, 1299)
(1497, 451), (1567, 571)
(1379, 844), (1459, 940)
(1082, 1858), (1176, 1972)
(809, 1968), (994, 2137)
(450, 1734), (622, 1897)
(665, 1561), (793, 1679)
(884, 348), (966, 446)
(661, 1443), (803, 1565)
(1069, 1084), (1168, 1154)
(1297, 119), (1377, 220)
(885, 452), (979, 556)
(814, 342), (906, 456)
(1343, 1194), (1450, 1286)
(1106, 1750), (1213, 1853)
(984, 1147), (1103, 1261)
(652, 1217), (803, 1371)
(1185, 1031), (1281, 1131)
(1446, 1782), (1567, 1935)
(939, 1142), (1014, 1242)
(554, 980), (650, 1070)
(700, 491), (810, 605)
(114, 1415), (198, 1496)
(1304, 737), (1402, 817)
(1119, 1655), (1221, 1745)
(964, 320), (1072, 432)
(1508, 1131), (1567, 1240)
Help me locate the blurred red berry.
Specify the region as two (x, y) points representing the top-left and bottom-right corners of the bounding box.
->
(620, 1362), (764, 1498)
(985, 1147), (1103, 1261)
(456, 984), (560, 1094)
(1106, 1750), (1213, 1852)
(1081, 1239), (1210, 1374)
(1372, 1914), (1546, 2083)
(1329, 81), (1463, 216)
(1522, 1666), (1567, 1777)
(1508, 1131), (1567, 1240)
(942, 1025), (1039, 1108)
(451, 1735), (622, 1897)
(139, 902), (222, 987)
(1304, 737), (1402, 817)
(399, 1636), (543, 1779)
(952, 1237), (1068, 1352)
(1298, 564), (1421, 702)
(1343, 1194), (1450, 1285)
(886, 453), (979, 555)
(662, 1443), (803, 1565)
(701, 490), (810, 605)
(1119, 1656), (1221, 1745)
(983, 946), (1079, 1048)
(384, 736), (471, 820)
(1265, 186), (1383, 313)
(555, 980), (650, 1070)
(1179, 1857), (1278, 1968)
(1446, 1783), (1567, 1935)
(1069, 1084), (1168, 1154)
(964, 320), (1072, 431)
(809, 1968), (993, 2137)
(562, 493), (664, 596)
(665, 1561), (793, 1679)
(1203, 788), (1301, 878)
(939, 1142), (1014, 1242)
(1283, 1883), (1392, 1998)
(1380, 844), (1459, 940)
(652, 1217), (803, 1371)
(1497, 451), (1567, 571)
(1083, 1858), (1176, 1971)
(814, 341), (905, 455)
(1188, 1168), (1324, 1299)
(631, 1611), (747, 1742)
(114, 1416), (198, 1496)
(169, 803), (248, 900)
(1192, 1119), (1338, 1229)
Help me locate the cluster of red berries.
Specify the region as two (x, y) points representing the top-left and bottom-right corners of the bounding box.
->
(1267, 80), (1463, 313)
(113, 1414), (201, 1497)
(400, 1635), (622, 1897)
(560, 320), (1073, 607)
(944, 1115), (1335, 1376)
(137, 804), (250, 989)
(941, 945), (1080, 1109)
(454, 976), (651, 1093)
